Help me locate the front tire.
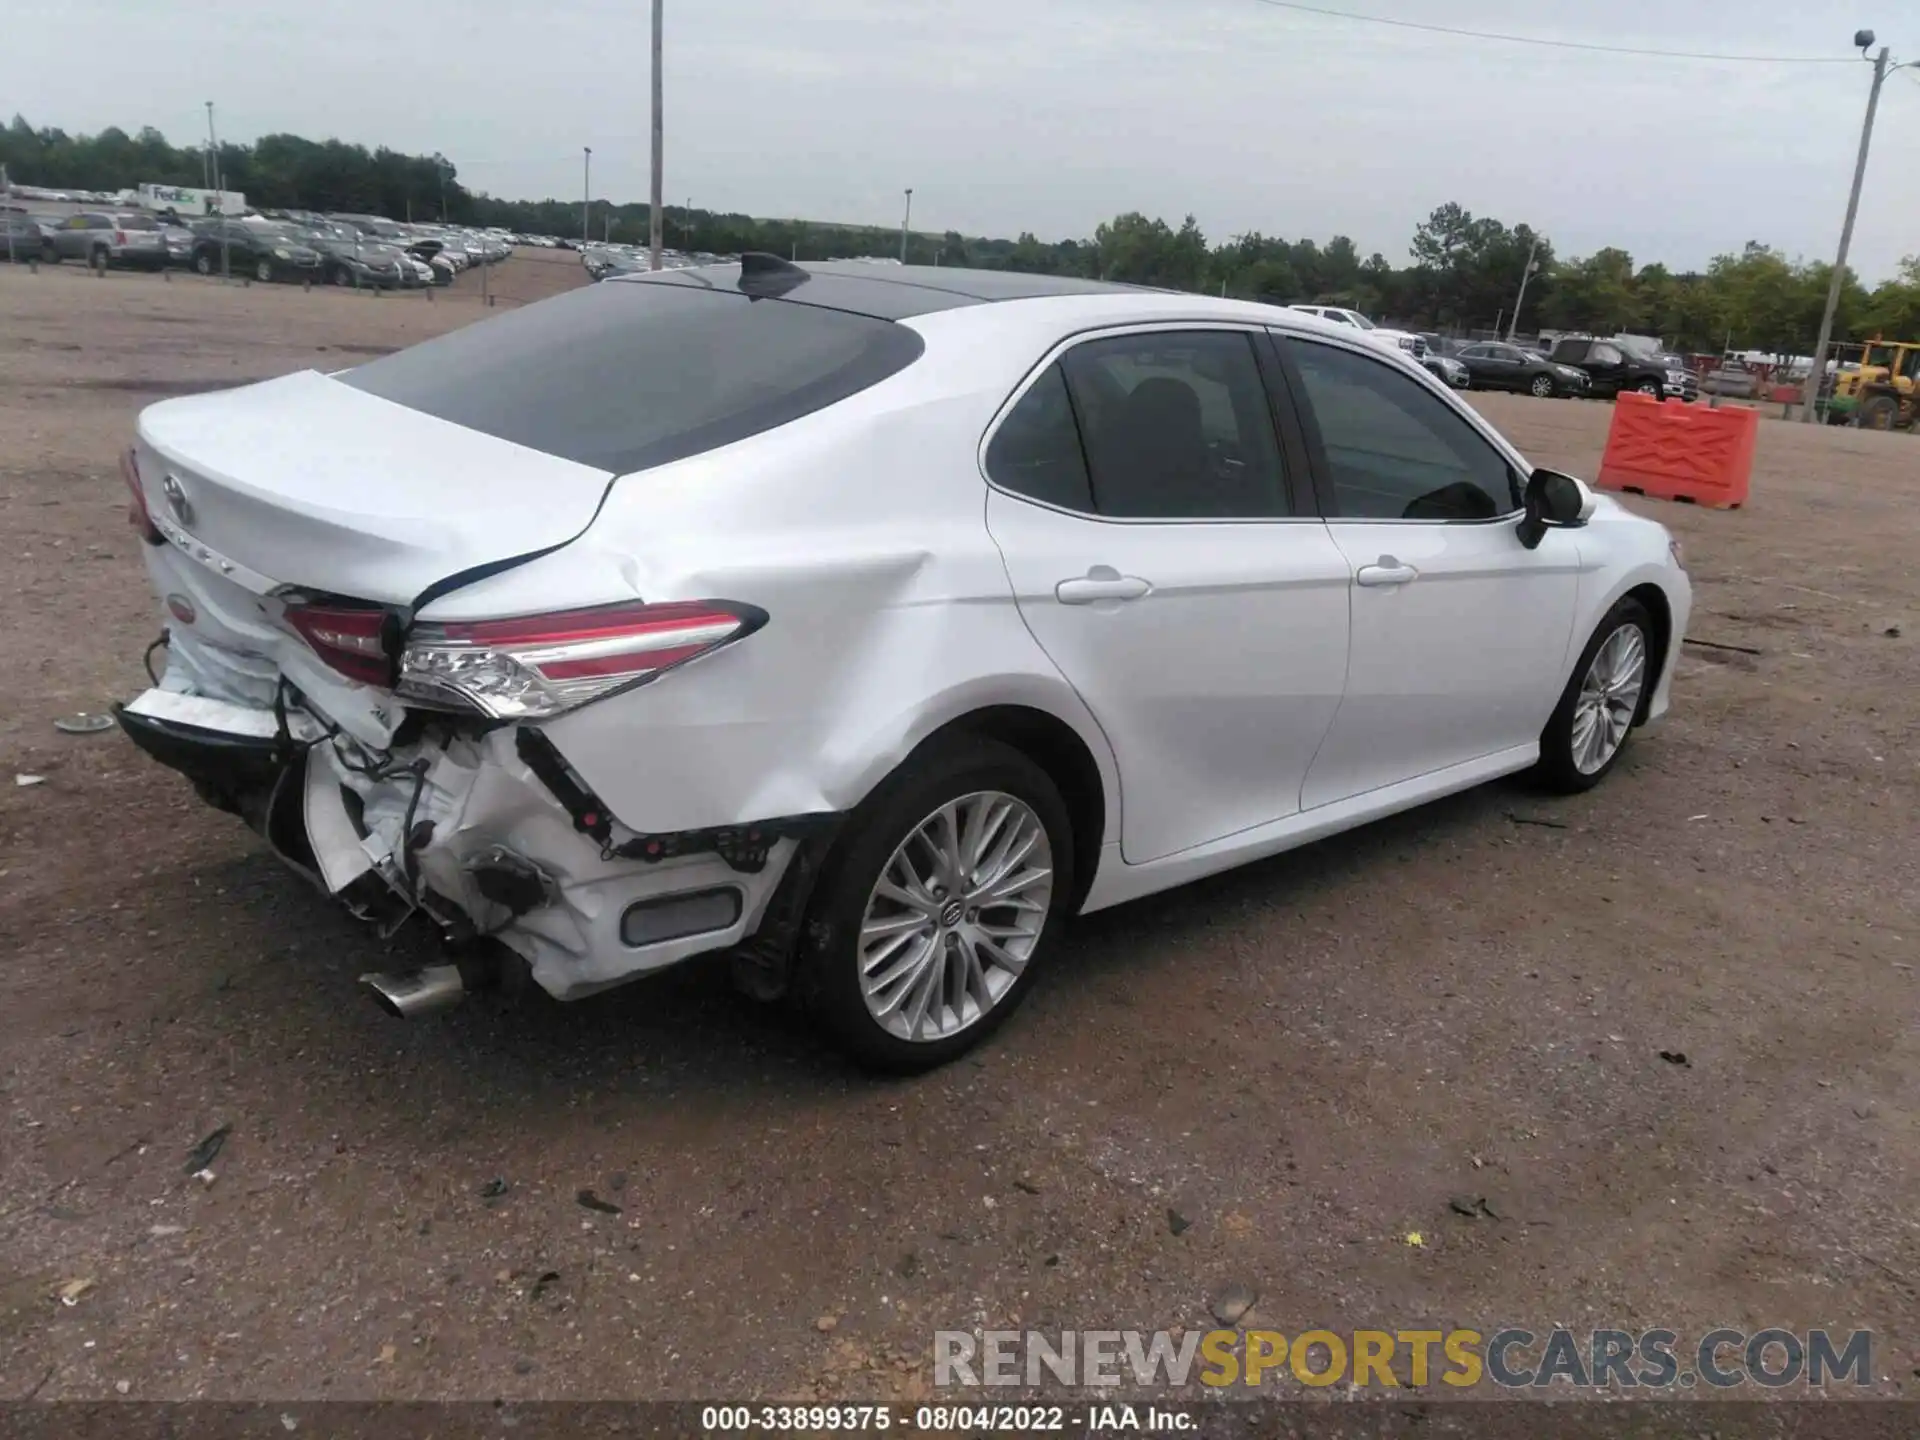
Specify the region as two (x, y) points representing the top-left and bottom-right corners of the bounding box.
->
(1534, 598), (1654, 793)
(254, 257), (274, 284)
(796, 736), (1073, 1073)
(1636, 379), (1661, 398)
(1529, 374), (1554, 398)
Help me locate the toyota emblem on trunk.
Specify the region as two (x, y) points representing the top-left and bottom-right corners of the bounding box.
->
(161, 475), (192, 526)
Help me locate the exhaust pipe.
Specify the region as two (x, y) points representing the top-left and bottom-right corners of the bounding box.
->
(362, 944), (509, 1019)
(361, 964), (468, 1018)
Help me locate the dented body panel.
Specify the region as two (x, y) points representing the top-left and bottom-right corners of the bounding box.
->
(124, 652), (797, 1001)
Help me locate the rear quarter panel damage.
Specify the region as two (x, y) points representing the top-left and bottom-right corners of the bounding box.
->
(429, 350), (1124, 848)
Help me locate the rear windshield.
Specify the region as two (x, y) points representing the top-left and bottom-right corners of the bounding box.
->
(339, 277), (925, 474)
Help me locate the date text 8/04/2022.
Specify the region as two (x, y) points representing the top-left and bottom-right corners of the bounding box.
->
(701, 1404), (1191, 1432)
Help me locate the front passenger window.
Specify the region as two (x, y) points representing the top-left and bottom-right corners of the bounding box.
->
(1284, 338), (1520, 521)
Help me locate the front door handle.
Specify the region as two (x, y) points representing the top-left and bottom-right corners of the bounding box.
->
(1355, 556), (1418, 587)
(1056, 567), (1151, 604)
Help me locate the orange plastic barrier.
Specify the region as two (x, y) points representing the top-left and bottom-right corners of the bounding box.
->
(1595, 392), (1755, 509)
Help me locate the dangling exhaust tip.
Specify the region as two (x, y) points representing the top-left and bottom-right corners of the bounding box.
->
(361, 963), (468, 1019)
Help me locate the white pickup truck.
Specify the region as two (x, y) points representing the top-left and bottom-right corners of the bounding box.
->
(1286, 305), (1428, 360)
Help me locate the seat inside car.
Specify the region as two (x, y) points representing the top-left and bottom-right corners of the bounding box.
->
(1098, 376), (1210, 515)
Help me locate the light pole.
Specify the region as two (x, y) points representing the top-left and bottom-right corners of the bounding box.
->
(206, 101), (229, 280)
(582, 147), (592, 246)
(900, 188), (912, 264)
(649, 0), (664, 271)
(1801, 32), (1914, 422)
(1507, 236), (1541, 341)
(202, 101), (215, 189)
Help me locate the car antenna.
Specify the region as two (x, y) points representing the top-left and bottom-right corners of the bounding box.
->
(736, 250), (809, 299)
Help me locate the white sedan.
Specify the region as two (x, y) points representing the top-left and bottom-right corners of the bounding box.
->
(114, 259), (1691, 1071)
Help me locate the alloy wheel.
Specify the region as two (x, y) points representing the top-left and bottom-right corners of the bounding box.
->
(1531, 375), (1553, 397)
(1570, 624), (1647, 774)
(857, 790), (1053, 1043)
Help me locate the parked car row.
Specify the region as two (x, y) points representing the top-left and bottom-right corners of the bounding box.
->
(3, 209), (171, 270)
(0, 199), (540, 286)
(580, 243), (711, 280)
(1409, 332), (1701, 402)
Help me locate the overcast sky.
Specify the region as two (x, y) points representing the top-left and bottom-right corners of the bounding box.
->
(14, 0), (1920, 278)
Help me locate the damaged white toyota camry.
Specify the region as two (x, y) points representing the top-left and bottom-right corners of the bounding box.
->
(115, 256), (1691, 1070)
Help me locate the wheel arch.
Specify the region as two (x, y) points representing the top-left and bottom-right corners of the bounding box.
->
(1622, 581), (1673, 725)
(910, 704), (1107, 915)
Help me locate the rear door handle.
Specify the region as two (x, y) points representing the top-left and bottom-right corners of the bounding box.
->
(1355, 557), (1418, 587)
(1056, 568), (1151, 604)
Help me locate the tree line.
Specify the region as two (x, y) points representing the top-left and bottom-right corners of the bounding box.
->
(6, 116), (1918, 355)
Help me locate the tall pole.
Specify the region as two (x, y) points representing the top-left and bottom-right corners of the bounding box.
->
(900, 188), (912, 263)
(1803, 46), (1890, 422)
(203, 102), (215, 190)
(582, 147), (591, 246)
(649, 0), (664, 271)
(1507, 235), (1539, 342)
(207, 101), (229, 280)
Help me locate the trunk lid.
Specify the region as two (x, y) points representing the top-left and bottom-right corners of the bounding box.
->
(134, 368), (615, 606)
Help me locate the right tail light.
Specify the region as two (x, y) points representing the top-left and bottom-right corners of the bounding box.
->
(396, 601), (763, 718)
(120, 450), (162, 545)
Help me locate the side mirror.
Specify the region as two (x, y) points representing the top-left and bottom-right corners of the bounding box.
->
(1516, 469), (1595, 549)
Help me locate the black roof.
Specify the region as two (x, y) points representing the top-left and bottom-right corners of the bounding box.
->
(611, 260), (1139, 321)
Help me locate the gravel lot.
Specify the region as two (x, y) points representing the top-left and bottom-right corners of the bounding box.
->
(1, 253), (1916, 1405)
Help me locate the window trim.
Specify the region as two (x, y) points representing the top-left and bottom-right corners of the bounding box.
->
(1270, 331), (1529, 525)
(977, 321), (1319, 525)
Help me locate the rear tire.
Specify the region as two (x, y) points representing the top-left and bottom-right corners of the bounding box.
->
(89, 247), (109, 273)
(795, 736), (1074, 1073)
(1534, 598), (1654, 793)
(193, 250), (213, 276)
(254, 257), (274, 284)
(1858, 395), (1898, 431)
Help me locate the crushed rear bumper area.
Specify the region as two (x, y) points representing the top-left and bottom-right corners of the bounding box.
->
(114, 685), (818, 1001)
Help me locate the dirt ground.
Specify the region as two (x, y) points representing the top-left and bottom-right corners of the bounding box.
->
(1, 252), (1916, 1406)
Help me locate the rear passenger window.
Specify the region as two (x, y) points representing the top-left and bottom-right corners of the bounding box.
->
(1061, 331), (1290, 519)
(984, 364), (1093, 511)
